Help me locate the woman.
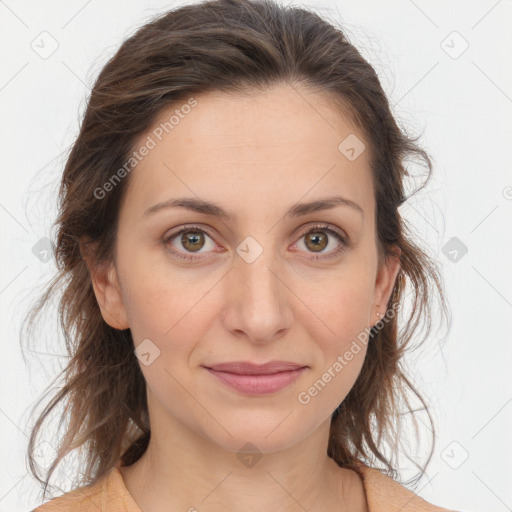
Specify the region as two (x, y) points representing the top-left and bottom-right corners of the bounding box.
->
(26, 0), (455, 510)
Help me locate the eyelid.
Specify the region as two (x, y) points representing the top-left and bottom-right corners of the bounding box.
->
(297, 222), (347, 242)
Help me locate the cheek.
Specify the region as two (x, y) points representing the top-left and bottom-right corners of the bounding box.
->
(298, 292), (370, 415)
(298, 273), (373, 406)
(305, 270), (374, 344)
(118, 247), (224, 366)
(117, 240), (193, 334)
(124, 277), (212, 344)
(120, 268), (174, 339)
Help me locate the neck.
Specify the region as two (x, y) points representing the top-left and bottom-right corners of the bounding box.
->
(119, 413), (367, 512)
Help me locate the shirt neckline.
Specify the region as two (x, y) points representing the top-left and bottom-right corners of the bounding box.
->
(109, 459), (375, 512)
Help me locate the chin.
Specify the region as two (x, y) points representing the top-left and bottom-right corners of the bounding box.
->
(198, 419), (314, 457)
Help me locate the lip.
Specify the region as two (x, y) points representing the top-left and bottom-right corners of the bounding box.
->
(202, 361), (308, 395)
(204, 361), (306, 374)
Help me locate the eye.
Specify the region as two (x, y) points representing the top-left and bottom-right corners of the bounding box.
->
(163, 223), (349, 262)
(163, 225), (218, 261)
(293, 223), (349, 260)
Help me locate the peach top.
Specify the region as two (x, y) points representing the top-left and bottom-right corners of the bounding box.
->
(33, 459), (458, 511)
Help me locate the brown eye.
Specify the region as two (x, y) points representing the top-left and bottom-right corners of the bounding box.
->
(164, 225), (217, 261)
(180, 230), (205, 252)
(304, 231), (328, 252)
(295, 224), (348, 260)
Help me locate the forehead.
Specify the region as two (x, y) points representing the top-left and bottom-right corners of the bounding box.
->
(123, 84), (374, 221)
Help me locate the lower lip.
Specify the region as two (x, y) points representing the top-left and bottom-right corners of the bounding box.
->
(204, 367), (307, 395)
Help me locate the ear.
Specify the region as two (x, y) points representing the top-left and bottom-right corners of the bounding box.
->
(371, 246), (401, 326)
(81, 243), (130, 330)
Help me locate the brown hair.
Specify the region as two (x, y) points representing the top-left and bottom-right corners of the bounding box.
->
(22, 0), (450, 499)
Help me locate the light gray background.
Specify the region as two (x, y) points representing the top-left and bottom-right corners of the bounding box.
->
(1, 1), (511, 511)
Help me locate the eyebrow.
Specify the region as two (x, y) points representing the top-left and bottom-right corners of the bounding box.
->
(143, 194), (364, 220)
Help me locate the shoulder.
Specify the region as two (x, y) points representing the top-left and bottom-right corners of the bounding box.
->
(32, 466), (126, 512)
(351, 461), (461, 512)
(32, 483), (101, 512)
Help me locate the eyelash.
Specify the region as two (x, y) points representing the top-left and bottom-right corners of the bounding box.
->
(163, 223), (349, 262)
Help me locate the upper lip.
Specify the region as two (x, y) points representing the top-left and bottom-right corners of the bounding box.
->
(203, 361), (307, 375)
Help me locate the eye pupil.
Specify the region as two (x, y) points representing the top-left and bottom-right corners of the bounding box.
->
(306, 231), (327, 252)
(182, 231), (204, 252)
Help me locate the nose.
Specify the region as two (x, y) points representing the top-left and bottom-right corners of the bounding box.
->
(220, 245), (294, 345)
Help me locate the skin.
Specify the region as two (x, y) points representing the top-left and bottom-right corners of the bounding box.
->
(87, 83), (401, 512)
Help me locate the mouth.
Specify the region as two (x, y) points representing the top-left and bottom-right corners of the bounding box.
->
(203, 360), (307, 375)
(202, 362), (308, 395)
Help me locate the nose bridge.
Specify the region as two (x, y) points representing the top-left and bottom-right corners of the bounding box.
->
(241, 248), (280, 305)
(223, 235), (292, 341)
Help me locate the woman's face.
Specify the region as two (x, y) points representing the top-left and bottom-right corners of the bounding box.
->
(91, 83), (400, 455)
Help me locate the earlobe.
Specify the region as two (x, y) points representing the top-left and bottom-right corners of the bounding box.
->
(81, 246), (130, 330)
